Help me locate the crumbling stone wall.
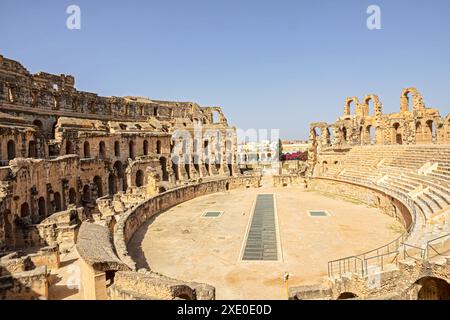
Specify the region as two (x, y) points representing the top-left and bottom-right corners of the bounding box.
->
(307, 88), (449, 173)
(0, 55), (241, 254)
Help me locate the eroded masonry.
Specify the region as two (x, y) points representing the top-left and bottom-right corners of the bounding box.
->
(282, 89), (450, 300)
(0, 55), (260, 299)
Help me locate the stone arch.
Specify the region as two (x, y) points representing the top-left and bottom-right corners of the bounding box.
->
(341, 127), (348, 143)
(321, 160), (328, 174)
(99, 141), (106, 158)
(159, 157), (169, 181)
(156, 140), (162, 154)
(135, 170), (144, 187)
(38, 197), (46, 217)
(66, 140), (73, 155)
(94, 176), (103, 198)
(363, 94), (382, 117)
(83, 141), (91, 158)
(20, 202), (30, 217)
(365, 125), (375, 145)
(415, 277), (450, 300)
(344, 97), (360, 116)
(108, 173), (116, 196)
(392, 122), (402, 145)
(54, 192), (62, 212)
(172, 160), (179, 181)
(400, 87), (425, 113)
(337, 292), (358, 300)
(7, 140), (15, 160)
(129, 140), (135, 159)
(69, 188), (77, 204)
(82, 185), (91, 204)
(113, 161), (125, 191)
(425, 119), (436, 144)
(184, 163), (191, 179)
(143, 140), (149, 156)
(415, 121), (424, 143)
(28, 140), (37, 158)
(114, 141), (120, 157)
(33, 119), (43, 129)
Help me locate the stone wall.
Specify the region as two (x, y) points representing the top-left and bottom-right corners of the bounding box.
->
(109, 271), (215, 300)
(114, 175), (261, 270)
(308, 88), (450, 159)
(309, 178), (412, 230)
(272, 175), (307, 187)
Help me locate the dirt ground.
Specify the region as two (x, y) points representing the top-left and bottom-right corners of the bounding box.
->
(128, 185), (404, 300)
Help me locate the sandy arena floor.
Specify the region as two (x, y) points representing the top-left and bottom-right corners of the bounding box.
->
(129, 185), (404, 300)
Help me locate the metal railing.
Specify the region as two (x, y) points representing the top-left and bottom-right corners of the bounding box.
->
(320, 176), (419, 277)
(426, 233), (450, 259)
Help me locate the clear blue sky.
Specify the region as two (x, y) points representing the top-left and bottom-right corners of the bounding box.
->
(1, 0), (449, 139)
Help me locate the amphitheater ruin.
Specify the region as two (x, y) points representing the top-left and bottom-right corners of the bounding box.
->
(0, 55), (449, 300)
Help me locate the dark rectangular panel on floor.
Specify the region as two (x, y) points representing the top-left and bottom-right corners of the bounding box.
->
(242, 194), (278, 261)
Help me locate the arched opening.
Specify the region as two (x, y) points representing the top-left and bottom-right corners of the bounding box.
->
(215, 162), (221, 173)
(367, 125), (375, 145)
(153, 107), (158, 117)
(204, 140), (209, 155)
(114, 161), (125, 192)
(341, 127), (347, 143)
(143, 140), (149, 155)
(83, 141), (91, 158)
(425, 120), (436, 144)
(228, 163), (233, 176)
(82, 185), (91, 204)
(54, 192), (62, 212)
(416, 277), (450, 300)
(129, 140), (134, 159)
(38, 197), (46, 217)
(393, 123), (402, 145)
(416, 122), (423, 143)
(322, 161), (328, 174)
(33, 119), (43, 130)
(403, 91), (413, 112)
(184, 163), (191, 179)
(160, 157), (169, 181)
(51, 121), (57, 139)
(365, 97), (375, 116)
(7, 140), (15, 160)
(226, 182), (230, 191)
(108, 173), (116, 196)
(337, 292), (358, 300)
(20, 203), (30, 218)
(69, 188), (77, 205)
(172, 161), (179, 181)
(99, 141), (106, 159)
(193, 156), (200, 175)
(66, 141), (73, 155)
(28, 140), (37, 158)
(114, 141), (120, 157)
(94, 176), (103, 198)
(135, 170), (144, 187)
(156, 140), (162, 154)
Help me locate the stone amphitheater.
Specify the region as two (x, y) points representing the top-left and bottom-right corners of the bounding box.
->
(0, 55), (449, 300)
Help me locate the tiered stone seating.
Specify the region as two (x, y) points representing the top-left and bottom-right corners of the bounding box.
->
(317, 145), (450, 247)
